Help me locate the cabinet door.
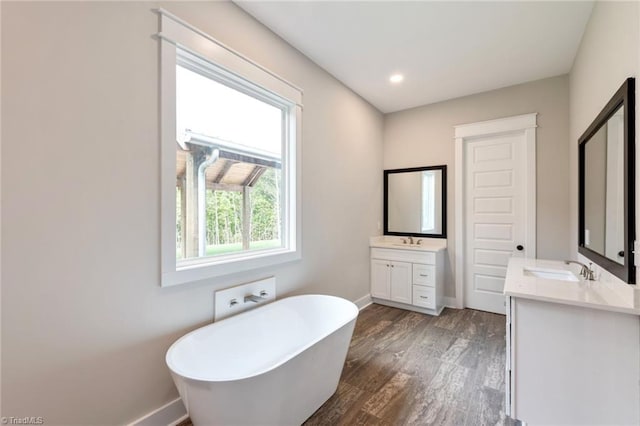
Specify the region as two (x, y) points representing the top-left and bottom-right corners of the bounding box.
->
(371, 259), (390, 299)
(390, 261), (412, 304)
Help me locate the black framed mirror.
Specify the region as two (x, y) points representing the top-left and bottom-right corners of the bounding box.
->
(579, 77), (635, 284)
(384, 165), (447, 238)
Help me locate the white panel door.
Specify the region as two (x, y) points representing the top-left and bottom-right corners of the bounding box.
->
(465, 133), (526, 314)
(371, 259), (390, 299)
(390, 261), (412, 304)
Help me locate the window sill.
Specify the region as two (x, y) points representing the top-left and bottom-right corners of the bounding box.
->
(161, 248), (300, 287)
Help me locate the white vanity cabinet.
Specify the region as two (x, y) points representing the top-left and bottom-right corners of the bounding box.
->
(506, 296), (640, 425)
(504, 258), (640, 425)
(370, 246), (445, 316)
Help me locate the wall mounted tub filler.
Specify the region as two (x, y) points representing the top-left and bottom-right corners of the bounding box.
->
(244, 290), (269, 303)
(213, 277), (277, 321)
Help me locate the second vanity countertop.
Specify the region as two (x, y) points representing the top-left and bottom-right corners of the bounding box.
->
(369, 236), (447, 252)
(504, 257), (640, 316)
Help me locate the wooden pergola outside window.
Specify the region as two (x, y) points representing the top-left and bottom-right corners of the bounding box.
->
(176, 131), (281, 259)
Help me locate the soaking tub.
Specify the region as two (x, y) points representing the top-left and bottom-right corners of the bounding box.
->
(166, 294), (359, 425)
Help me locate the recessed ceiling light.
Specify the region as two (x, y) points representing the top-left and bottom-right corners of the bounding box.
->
(389, 74), (404, 84)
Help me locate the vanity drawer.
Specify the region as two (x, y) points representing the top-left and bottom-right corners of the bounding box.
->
(413, 264), (435, 286)
(371, 248), (435, 264)
(412, 285), (436, 309)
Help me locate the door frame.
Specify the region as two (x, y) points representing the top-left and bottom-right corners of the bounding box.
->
(453, 113), (537, 309)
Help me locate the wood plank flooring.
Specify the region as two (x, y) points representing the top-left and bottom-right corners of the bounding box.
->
(303, 304), (513, 426)
(179, 304), (515, 426)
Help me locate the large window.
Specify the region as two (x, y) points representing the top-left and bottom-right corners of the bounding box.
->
(175, 57), (285, 261)
(158, 10), (302, 286)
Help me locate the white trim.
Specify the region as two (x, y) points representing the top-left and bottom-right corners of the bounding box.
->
(127, 397), (186, 426)
(169, 415), (190, 426)
(354, 294), (373, 310)
(155, 9), (302, 106)
(453, 113), (537, 310)
(157, 10), (303, 287)
(372, 298), (445, 316)
(454, 113), (537, 139)
(454, 131), (465, 309)
(160, 39), (178, 285)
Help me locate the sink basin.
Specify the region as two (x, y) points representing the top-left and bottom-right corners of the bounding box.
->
(523, 267), (579, 282)
(392, 243), (423, 247)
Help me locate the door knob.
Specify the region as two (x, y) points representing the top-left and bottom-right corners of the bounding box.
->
(618, 251), (625, 257)
(516, 245), (524, 251)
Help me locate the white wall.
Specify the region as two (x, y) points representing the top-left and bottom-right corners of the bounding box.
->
(569, 1), (639, 282)
(384, 76), (570, 298)
(0, 2), (383, 424)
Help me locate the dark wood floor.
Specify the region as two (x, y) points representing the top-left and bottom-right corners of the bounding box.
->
(179, 304), (513, 426)
(304, 304), (513, 426)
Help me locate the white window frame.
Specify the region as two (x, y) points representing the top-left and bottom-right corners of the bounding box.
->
(157, 9), (302, 287)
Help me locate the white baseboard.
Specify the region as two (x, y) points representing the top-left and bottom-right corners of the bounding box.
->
(128, 397), (186, 426)
(359, 294), (460, 311)
(358, 294), (460, 311)
(353, 294), (372, 310)
(372, 297), (444, 316)
(168, 414), (189, 426)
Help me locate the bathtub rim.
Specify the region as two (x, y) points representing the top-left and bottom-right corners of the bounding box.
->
(165, 294), (358, 382)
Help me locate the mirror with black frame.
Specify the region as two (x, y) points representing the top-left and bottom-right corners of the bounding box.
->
(579, 77), (635, 284)
(384, 165), (447, 238)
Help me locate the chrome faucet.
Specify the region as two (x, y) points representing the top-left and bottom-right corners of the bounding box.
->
(564, 260), (595, 280)
(244, 291), (268, 303)
(408, 236), (414, 244)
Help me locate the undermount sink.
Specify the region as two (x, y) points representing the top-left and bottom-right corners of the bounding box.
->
(392, 243), (422, 247)
(523, 267), (579, 282)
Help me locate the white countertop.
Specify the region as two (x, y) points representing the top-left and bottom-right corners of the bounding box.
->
(369, 236), (447, 252)
(504, 257), (640, 315)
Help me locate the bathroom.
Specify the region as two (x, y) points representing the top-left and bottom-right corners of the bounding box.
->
(2, 1), (639, 425)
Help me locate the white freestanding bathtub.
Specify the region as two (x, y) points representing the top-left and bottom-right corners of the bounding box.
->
(166, 294), (359, 425)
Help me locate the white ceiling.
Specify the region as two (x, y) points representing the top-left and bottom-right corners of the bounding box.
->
(236, 1), (594, 113)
